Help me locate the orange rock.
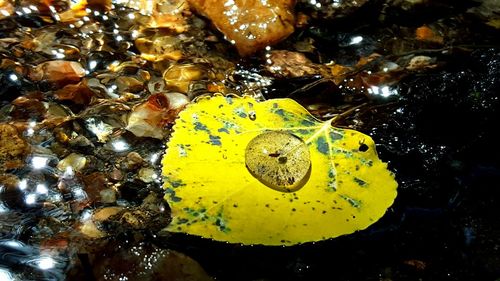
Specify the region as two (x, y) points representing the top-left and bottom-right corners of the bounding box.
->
(415, 25), (444, 44)
(187, 0), (296, 56)
(0, 0), (14, 20)
(54, 80), (94, 105)
(30, 60), (86, 87)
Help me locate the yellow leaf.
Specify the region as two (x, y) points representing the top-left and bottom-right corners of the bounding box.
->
(162, 95), (398, 245)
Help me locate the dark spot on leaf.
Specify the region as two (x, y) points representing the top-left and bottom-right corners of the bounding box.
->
(329, 131), (343, 141)
(359, 143), (369, 152)
(354, 177), (367, 187)
(274, 109), (286, 119)
(300, 119), (316, 126)
(209, 135), (222, 146)
(316, 136), (329, 154)
(278, 156), (287, 164)
(194, 122), (209, 132)
(218, 128), (229, 134)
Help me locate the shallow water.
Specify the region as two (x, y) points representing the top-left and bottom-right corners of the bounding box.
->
(1, 0), (500, 280)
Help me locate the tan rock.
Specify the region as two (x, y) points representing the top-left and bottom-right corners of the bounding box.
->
(265, 50), (319, 78)
(187, 0), (296, 56)
(0, 123), (29, 171)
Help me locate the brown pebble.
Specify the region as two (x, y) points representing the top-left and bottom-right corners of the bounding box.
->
(122, 151), (143, 170)
(108, 167), (124, 181)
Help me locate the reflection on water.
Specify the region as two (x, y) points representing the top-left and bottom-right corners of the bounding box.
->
(0, 240), (66, 280)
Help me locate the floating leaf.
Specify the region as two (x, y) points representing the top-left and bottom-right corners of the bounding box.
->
(161, 95), (397, 245)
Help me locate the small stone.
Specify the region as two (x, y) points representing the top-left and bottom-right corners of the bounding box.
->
(187, 0), (295, 56)
(57, 153), (87, 172)
(265, 50), (320, 78)
(54, 81), (95, 105)
(10, 95), (47, 121)
(138, 167), (158, 183)
(126, 92), (189, 139)
(0, 0), (14, 19)
(82, 172), (107, 203)
(29, 60), (86, 87)
(80, 220), (106, 238)
(114, 76), (144, 93)
(125, 152), (143, 169)
(69, 135), (94, 149)
(163, 64), (207, 93)
(99, 188), (116, 204)
(93, 206), (124, 221)
(108, 168), (123, 181)
(406, 56), (437, 71)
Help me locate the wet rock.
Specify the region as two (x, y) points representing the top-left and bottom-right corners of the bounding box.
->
(0, 123), (30, 171)
(68, 135), (95, 150)
(56, 153), (87, 173)
(54, 81), (95, 106)
(69, 241), (213, 281)
(10, 95), (47, 121)
(99, 188), (116, 204)
(29, 60), (86, 87)
(114, 76), (144, 93)
(187, 0), (296, 56)
(138, 167), (158, 183)
(79, 192), (170, 239)
(0, 0), (14, 20)
(24, 27), (82, 60)
(80, 207), (124, 238)
(82, 172), (107, 203)
(405, 55), (437, 71)
(108, 168), (123, 182)
(265, 50), (321, 78)
(415, 25), (444, 44)
(146, 0), (190, 32)
(126, 92), (189, 139)
(122, 151), (143, 171)
(163, 64), (209, 93)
